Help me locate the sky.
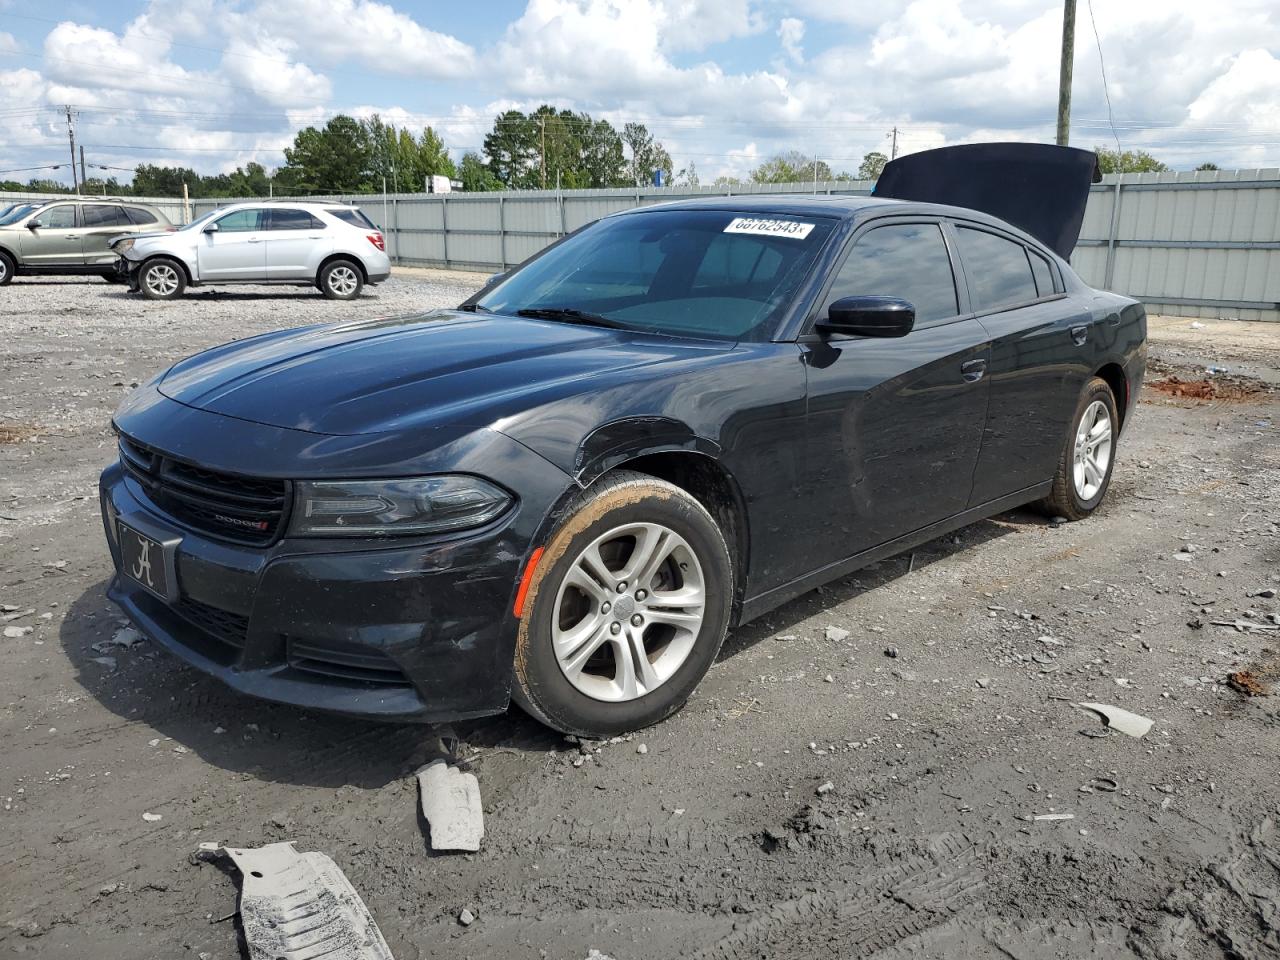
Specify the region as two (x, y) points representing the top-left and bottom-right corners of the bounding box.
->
(1, 0), (1279, 187)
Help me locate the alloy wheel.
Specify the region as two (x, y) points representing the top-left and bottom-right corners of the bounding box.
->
(1072, 399), (1113, 501)
(145, 264), (179, 297)
(552, 521), (706, 702)
(327, 265), (358, 296)
(0, 259), (7, 283)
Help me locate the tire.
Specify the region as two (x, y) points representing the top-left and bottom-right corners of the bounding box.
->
(1037, 376), (1120, 521)
(0, 250), (14, 286)
(319, 259), (363, 300)
(138, 258), (186, 301)
(513, 470), (734, 737)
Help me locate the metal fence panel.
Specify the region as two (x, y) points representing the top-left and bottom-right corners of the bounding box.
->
(5, 168), (1279, 320)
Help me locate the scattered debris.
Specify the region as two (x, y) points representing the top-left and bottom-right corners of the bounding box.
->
(1211, 619), (1279, 633)
(824, 626), (850, 642)
(1226, 671), (1270, 697)
(1, 607), (35, 622)
(90, 656), (118, 670)
(815, 781), (834, 796)
(1032, 812), (1076, 822)
(1147, 375), (1268, 401)
(1080, 777), (1119, 794)
(417, 760), (484, 852)
(142, 812), (162, 822)
(1252, 588), (1277, 599)
(215, 842), (394, 959)
(636, 743), (648, 754)
(1075, 702), (1155, 739)
(884, 646), (899, 659)
(91, 626), (145, 654)
(3, 625), (32, 639)
(458, 908), (475, 927)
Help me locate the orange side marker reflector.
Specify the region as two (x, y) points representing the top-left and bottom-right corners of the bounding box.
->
(513, 547), (545, 619)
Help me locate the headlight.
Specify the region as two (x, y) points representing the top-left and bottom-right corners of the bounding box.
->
(290, 476), (512, 537)
(115, 238), (134, 253)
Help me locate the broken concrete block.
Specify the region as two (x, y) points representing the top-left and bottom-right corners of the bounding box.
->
(417, 759), (484, 852)
(220, 842), (394, 960)
(1075, 702), (1154, 739)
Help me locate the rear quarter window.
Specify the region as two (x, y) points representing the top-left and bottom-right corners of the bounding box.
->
(125, 207), (159, 225)
(326, 208), (375, 229)
(1028, 248), (1056, 297)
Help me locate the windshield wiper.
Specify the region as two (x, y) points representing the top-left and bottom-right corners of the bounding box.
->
(515, 307), (630, 330)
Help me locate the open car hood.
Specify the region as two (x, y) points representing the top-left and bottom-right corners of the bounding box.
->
(873, 142), (1101, 259)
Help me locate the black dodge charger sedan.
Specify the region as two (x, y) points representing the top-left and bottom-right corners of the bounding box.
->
(100, 144), (1146, 736)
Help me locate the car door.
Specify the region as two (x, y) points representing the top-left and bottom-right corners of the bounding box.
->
(951, 222), (1094, 504)
(799, 219), (992, 560)
(20, 203), (83, 266)
(264, 208), (330, 279)
(197, 208), (267, 280)
(80, 204), (132, 267)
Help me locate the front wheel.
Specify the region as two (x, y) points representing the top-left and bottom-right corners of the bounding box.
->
(0, 250), (14, 286)
(319, 259), (363, 300)
(513, 470), (733, 737)
(1038, 376), (1119, 520)
(138, 259), (185, 300)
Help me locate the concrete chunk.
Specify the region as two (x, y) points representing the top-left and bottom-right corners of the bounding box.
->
(1075, 702), (1154, 739)
(417, 759), (484, 852)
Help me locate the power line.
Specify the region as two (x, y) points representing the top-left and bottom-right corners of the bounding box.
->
(1086, 0), (1121, 156)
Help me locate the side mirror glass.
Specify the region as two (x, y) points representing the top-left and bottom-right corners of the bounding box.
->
(817, 296), (915, 338)
(203, 222), (220, 233)
(27, 220), (41, 230)
(487, 271), (506, 285)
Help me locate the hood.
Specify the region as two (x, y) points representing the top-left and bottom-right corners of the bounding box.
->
(157, 311), (731, 436)
(873, 142), (1101, 258)
(111, 230), (174, 246)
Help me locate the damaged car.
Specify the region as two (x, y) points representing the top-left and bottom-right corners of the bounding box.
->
(100, 143), (1146, 736)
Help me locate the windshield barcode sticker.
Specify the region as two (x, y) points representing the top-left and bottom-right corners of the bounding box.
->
(724, 217), (815, 239)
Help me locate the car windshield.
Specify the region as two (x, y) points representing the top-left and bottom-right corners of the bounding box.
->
(178, 210), (221, 231)
(475, 209), (837, 341)
(0, 203), (39, 226)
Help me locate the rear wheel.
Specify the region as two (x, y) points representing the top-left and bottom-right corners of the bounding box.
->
(0, 251), (14, 286)
(138, 258), (185, 301)
(319, 259), (363, 300)
(513, 470), (733, 736)
(1038, 376), (1119, 520)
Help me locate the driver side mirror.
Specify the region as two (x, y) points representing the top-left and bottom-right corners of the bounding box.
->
(26, 220), (41, 230)
(203, 222), (219, 233)
(817, 296), (915, 338)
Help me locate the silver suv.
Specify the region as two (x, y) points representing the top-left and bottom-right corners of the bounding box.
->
(0, 198), (173, 285)
(114, 201), (392, 301)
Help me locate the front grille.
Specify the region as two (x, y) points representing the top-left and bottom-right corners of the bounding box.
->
(119, 436), (289, 545)
(287, 637), (412, 687)
(176, 597), (249, 649)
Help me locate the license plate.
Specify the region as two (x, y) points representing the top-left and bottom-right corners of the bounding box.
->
(118, 520), (179, 602)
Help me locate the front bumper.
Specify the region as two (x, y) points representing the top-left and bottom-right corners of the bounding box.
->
(99, 397), (572, 722)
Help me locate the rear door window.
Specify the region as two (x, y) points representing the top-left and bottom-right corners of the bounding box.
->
(326, 208), (375, 229)
(955, 227), (1039, 311)
(82, 205), (130, 227)
(822, 222), (959, 326)
(215, 209), (264, 232)
(267, 209), (322, 230)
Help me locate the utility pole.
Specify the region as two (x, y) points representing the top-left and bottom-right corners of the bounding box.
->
(539, 114), (547, 190)
(78, 144), (87, 189)
(64, 105), (79, 193)
(889, 126), (900, 160)
(1056, 0), (1077, 145)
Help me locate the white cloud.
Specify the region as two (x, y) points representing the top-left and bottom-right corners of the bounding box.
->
(220, 30), (332, 107)
(778, 17), (804, 64)
(247, 0), (477, 78)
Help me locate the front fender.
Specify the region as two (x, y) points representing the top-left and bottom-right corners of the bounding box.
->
(574, 416), (720, 484)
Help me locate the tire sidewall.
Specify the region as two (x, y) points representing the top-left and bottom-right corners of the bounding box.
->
(0, 251), (13, 286)
(321, 260), (362, 300)
(1066, 380), (1119, 513)
(140, 259), (183, 300)
(516, 480), (732, 736)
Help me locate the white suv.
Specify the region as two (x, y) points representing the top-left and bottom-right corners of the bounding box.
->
(114, 201), (391, 301)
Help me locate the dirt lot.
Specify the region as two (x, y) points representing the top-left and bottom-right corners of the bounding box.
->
(2, 274), (1278, 960)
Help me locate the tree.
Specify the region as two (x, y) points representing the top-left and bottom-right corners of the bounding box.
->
(483, 110), (539, 189)
(1195, 162), (1220, 171)
(1095, 146), (1169, 174)
(576, 116), (628, 187)
(226, 162), (272, 197)
(857, 151), (888, 180)
(750, 151), (833, 183)
(132, 163), (203, 196)
(283, 115), (373, 193)
(622, 122), (673, 186)
(458, 152), (502, 191)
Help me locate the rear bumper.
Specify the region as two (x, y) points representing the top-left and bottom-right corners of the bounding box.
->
(367, 269), (390, 284)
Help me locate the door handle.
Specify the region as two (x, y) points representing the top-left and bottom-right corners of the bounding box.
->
(961, 359), (987, 383)
(247, 236), (263, 243)
(1070, 324), (1088, 345)
(64, 234), (80, 239)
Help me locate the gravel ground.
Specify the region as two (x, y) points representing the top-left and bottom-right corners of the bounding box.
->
(1, 273), (1278, 960)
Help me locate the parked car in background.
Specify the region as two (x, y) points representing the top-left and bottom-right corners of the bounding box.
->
(0, 198), (173, 286)
(113, 201), (390, 300)
(100, 144), (1146, 737)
